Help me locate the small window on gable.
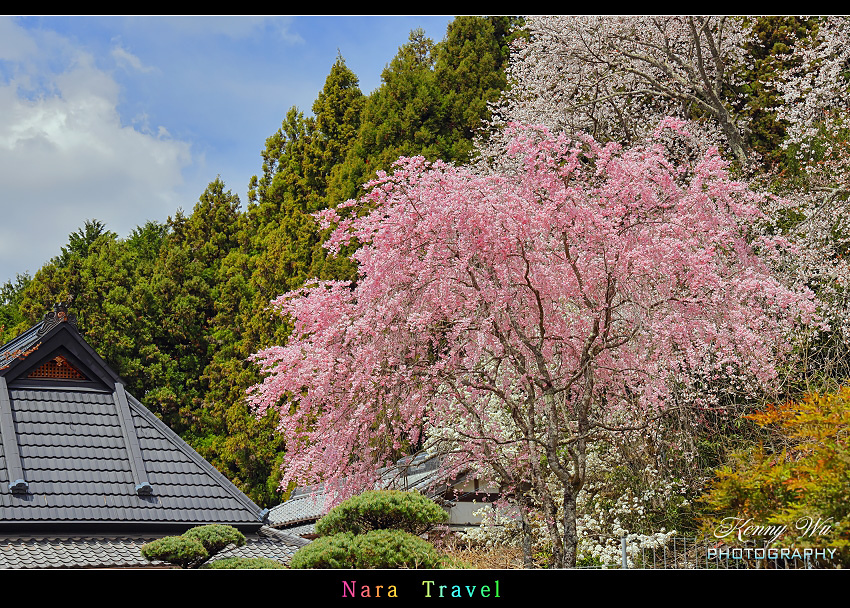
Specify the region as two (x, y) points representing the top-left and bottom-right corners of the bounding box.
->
(28, 355), (86, 380)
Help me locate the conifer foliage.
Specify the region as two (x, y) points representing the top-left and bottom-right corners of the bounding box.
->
(289, 491), (455, 569)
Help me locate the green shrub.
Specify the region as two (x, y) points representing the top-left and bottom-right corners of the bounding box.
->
(315, 490), (448, 537)
(289, 532), (357, 569)
(140, 524), (246, 569)
(141, 535), (208, 569)
(351, 529), (446, 569)
(290, 529), (447, 569)
(183, 524), (246, 555)
(202, 557), (287, 569)
(291, 490), (456, 569)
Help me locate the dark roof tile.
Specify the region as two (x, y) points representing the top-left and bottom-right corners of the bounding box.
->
(0, 527), (302, 569)
(0, 311), (275, 569)
(1, 318), (267, 534)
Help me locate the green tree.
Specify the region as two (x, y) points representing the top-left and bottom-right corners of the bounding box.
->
(313, 53), (367, 193)
(53, 219), (117, 269)
(432, 16), (511, 162)
(189, 59), (369, 507)
(0, 273), (31, 343)
(734, 16), (820, 169)
(327, 20), (516, 204)
(327, 29), (441, 204)
(116, 179), (244, 434)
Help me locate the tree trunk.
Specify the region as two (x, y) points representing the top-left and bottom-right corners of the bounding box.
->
(716, 109), (748, 164)
(542, 491), (565, 568)
(562, 486), (579, 568)
(520, 504), (534, 568)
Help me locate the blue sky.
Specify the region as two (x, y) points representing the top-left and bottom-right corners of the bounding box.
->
(0, 15), (456, 285)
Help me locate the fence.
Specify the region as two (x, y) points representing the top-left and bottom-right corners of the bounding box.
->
(615, 535), (837, 569)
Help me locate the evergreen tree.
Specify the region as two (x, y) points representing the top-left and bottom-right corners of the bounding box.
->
(0, 273), (32, 343)
(314, 54), (367, 190)
(198, 58), (368, 505)
(53, 219), (117, 269)
(139, 179), (243, 433)
(327, 29), (441, 205)
(735, 17), (819, 169)
(328, 20), (518, 203)
(433, 16), (510, 162)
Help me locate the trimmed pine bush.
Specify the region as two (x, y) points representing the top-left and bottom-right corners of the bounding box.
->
(314, 490), (448, 537)
(289, 532), (357, 569)
(183, 524), (246, 555)
(289, 529), (447, 569)
(141, 535), (208, 569)
(140, 524), (246, 569)
(203, 557), (287, 569)
(350, 529), (446, 568)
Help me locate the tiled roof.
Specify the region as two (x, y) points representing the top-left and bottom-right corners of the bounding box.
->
(0, 387), (264, 526)
(0, 535), (161, 569)
(0, 312), (266, 529)
(0, 526), (308, 569)
(0, 325), (43, 372)
(267, 491), (325, 528)
(0, 306), (305, 568)
(274, 522), (317, 537)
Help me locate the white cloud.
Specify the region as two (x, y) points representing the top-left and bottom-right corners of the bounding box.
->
(155, 15), (304, 44)
(0, 17), (192, 281)
(0, 17), (38, 61)
(111, 44), (156, 73)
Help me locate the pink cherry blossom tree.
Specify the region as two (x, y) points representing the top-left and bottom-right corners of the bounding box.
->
(248, 120), (816, 567)
(478, 14), (850, 396)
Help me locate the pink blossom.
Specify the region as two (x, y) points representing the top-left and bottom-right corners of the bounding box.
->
(248, 122), (816, 565)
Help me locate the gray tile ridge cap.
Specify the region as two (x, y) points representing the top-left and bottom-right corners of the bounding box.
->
(122, 391), (266, 521)
(0, 324), (43, 369)
(286, 490), (324, 502)
(0, 534), (163, 542)
(273, 462), (450, 510)
(268, 491), (326, 519)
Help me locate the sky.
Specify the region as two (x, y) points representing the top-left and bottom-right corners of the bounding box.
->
(0, 15), (456, 286)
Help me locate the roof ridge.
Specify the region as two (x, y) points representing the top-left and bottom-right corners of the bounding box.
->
(0, 325), (43, 371)
(258, 525), (312, 547)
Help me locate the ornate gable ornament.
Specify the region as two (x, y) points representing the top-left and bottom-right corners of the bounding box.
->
(37, 302), (78, 337)
(27, 355), (86, 380)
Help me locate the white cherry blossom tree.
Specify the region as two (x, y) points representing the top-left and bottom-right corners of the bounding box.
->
(484, 16), (754, 163)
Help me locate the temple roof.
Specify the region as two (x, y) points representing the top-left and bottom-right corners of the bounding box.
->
(0, 305), (306, 567)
